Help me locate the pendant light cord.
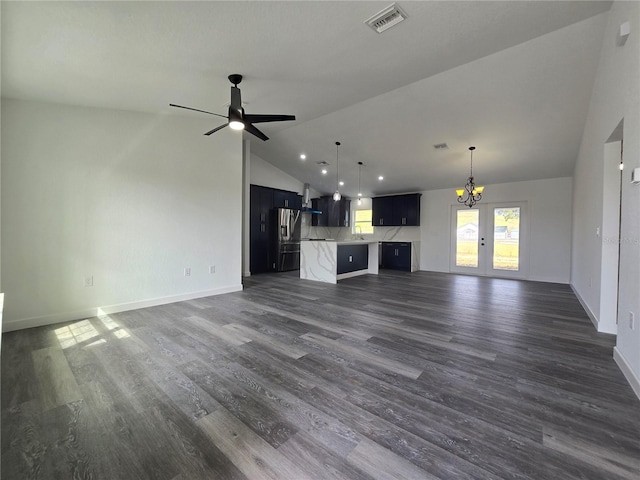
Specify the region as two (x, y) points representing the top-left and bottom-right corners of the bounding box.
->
(336, 141), (340, 189)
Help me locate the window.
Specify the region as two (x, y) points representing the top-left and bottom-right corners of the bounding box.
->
(353, 209), (374, 235)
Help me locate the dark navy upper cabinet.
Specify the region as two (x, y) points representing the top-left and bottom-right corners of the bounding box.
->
(372, 193), (421, 226)
(372, 196), (394, 226)
(403, 193), (421, 226)
(273, 190), (302, 209)
(311, 198), (328, 227)
(312, 197), (350, 227)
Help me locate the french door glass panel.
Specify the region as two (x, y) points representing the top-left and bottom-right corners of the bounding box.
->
(492, 206), (520, 271)
(455, 209), (479, 268)
(451, 203), (527, 278)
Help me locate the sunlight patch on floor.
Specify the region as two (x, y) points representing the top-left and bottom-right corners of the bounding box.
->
(55, 320), (99, 349)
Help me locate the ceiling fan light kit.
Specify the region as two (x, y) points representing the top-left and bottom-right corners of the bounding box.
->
(456, 146), (484, 208)
(170, 74), (295, 141)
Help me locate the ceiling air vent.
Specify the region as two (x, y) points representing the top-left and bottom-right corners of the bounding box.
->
(316, 161), (329, 166)
(365, 3), (408, 34)
(433, 143), (449, 150)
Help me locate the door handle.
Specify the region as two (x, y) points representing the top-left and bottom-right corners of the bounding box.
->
(285, 199), (289, 207)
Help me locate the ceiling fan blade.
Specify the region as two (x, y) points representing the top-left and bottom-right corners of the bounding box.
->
(204, 123), (228, 136)
(169, 104), (228, 119)
(244, 122), (269, 141)
(243, 114), (296, 124)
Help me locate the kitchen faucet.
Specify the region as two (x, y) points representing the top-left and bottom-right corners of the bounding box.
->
(353, 225), (364, 240)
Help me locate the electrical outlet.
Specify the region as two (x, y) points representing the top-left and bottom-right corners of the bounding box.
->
(184, 267), (191, 277)
(630, 312), (635, 330)
(84, 275), (93, 287)
(209, 265), (216, 274)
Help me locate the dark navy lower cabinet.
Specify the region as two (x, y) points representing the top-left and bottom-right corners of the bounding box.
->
(381, 242), (411, 271)
(337, 244), (369, 274)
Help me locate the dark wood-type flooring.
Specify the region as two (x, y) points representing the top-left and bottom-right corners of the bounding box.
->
(2, 271), (640, 479)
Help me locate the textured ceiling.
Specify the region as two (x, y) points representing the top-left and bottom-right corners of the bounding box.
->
(1, 1), (612, 197)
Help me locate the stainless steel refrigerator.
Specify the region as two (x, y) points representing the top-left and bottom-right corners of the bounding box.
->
(275, 208), (301, 272)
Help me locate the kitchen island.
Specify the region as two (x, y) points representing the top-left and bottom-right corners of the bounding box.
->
(300, 240), (379, 284)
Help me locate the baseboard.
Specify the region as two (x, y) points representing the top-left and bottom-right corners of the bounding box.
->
(613, 347), (640, 401)
(570, 284), (599, 330)
(1, 284), (243, 333)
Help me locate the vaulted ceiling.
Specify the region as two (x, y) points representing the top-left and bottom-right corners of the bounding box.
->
(1, 1), (612, 197)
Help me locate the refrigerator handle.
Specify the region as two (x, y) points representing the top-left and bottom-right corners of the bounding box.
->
(281, 225), (288, 238)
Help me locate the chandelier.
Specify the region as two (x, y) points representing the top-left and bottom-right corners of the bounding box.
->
(456, 146), (484, 208)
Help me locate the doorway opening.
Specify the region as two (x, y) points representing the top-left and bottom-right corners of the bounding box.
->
(599, 119), (624, 334)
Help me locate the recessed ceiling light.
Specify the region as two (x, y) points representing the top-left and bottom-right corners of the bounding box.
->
(300, 154), (306, 160)
(378, 175), (384, 181)
(321, 169), (328, 175)
(339, 181), (344, 186)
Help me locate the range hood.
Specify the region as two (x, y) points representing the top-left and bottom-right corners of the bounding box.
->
(301, 183), (322, 214)
(302, 207), (322, 214)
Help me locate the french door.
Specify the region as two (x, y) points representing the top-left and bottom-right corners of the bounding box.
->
(450, 202), (528, 278)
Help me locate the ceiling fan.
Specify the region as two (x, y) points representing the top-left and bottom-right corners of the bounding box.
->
(170, 74), (295, 141)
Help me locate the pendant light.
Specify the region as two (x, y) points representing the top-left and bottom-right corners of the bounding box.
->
(333, 141), (342, 201)
(357, 161), (363, 206)
(456, 146), (485, 208)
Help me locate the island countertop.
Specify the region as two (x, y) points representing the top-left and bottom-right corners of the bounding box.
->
(300, 240), (379, 284)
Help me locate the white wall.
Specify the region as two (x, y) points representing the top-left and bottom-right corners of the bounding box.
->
(419, 177), (573, 284)
(1, 98), (243, 331)
(572, 1), (640, 396)
(250, 152), (306, 194)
